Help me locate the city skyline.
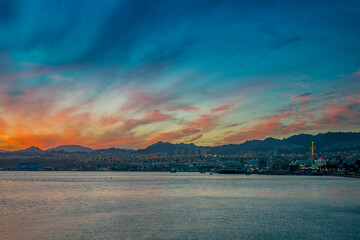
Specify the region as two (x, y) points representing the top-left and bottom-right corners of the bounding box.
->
(0, 0), (360, 151)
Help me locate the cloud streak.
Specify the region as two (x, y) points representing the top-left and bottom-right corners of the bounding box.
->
(0, 1), (359, 150)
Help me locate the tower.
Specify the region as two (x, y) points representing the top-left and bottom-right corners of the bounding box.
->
(310, 142), (316, 163)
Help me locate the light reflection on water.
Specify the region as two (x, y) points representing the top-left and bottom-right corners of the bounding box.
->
(0, 172), (359, 240)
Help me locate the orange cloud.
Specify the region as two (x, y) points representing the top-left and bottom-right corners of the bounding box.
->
(1, 67), (359, 151)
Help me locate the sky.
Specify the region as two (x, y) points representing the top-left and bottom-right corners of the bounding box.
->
(0, 0), (359, 150)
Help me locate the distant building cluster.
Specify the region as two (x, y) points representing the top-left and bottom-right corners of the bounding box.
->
(0, 148), (359, 177)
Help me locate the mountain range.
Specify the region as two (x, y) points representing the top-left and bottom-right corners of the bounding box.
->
(1, 132), (359, 155)
(207, 132), (360, 154)
(47, 145), (93, 153)
(136, 132), (360, 155)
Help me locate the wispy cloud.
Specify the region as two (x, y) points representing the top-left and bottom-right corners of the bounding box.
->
(210, 104), (234, 113)
(0, 1), (359, 150)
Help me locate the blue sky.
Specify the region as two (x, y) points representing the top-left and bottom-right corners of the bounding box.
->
(0, 0), (359, 150)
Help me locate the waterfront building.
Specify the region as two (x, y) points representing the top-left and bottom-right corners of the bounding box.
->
(17, 162), (39, 171)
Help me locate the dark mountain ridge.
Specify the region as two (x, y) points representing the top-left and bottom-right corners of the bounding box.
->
(0, 132), (359, 156)
(136, 141), (202, 155)
(137, 132), (360, 155)
(93, 147), (135, 154)
(208, 132), (360, 154)
(47, 145), (93, 153)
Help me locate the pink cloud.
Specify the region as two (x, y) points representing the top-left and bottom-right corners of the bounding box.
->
(181, 106), (200, 111)
(313, 102), (360, 129)
(210, 104), (234, 113)
(221, 113), (306, 143)
(290, 92), (312, 103)
(146, 110), (170, 122)
(220, 92), (360, 145)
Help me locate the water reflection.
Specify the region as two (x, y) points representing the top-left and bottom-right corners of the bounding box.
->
(0, 172), (359, 240)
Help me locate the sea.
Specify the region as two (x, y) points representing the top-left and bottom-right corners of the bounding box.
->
(0, 172), (359, 240)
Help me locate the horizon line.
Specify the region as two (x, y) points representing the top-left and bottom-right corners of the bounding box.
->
(2, 131), (359, 152)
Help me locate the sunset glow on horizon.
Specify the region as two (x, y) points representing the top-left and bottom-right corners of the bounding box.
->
(0, 0), (359, 151)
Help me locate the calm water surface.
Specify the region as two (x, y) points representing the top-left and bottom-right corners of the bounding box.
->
(0, 172), (359, 240)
